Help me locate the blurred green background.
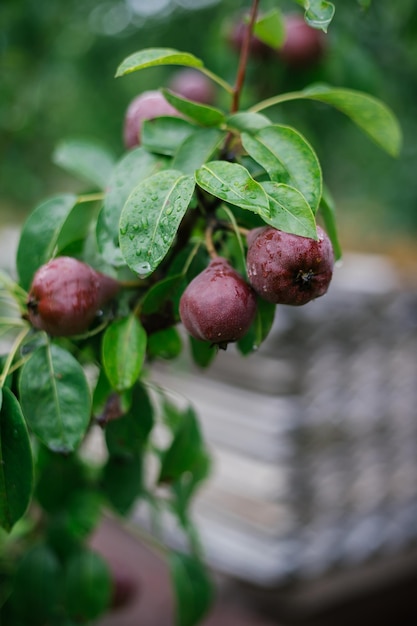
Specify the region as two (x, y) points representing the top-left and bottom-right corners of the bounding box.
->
(1, 0), (416, 254)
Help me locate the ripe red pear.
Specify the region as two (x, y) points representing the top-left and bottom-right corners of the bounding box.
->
(27, 256), (120, 336)
(123, 90), (181, 149)
(279, 14), (326, 68)
(168, 69), (216, 104)
(179, 257), (257, 347)
(246, 226), (334, 306)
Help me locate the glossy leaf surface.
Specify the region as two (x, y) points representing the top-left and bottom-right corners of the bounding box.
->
(195, 161), (270, 214)
(162, 88), (226, 126)
(16, 194), (77, 290)
(19, 343), (91, 453)
(261, 182), (317, 238)
(0, 388), (33, 532)
(116, 48), (204, 77)
(102, 315), (147, 391)
(242, 125), (322, 213)
(97, 147), (168, 266)
(119, 169), (195, 277)
(172, 128), (225, 175)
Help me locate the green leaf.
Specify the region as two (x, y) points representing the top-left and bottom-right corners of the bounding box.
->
(105, 381), (154, 458)
(190, 337), (217, 369)
(148, 327), (183, 360)
(52, 139), (115, 189)
(241, 125), (322, 213)
(195, 161), (270, 214)
(65, 548), (112, 621)
(162, 89), (226, 126)
(237, 298), (276, 355)
(261, 182), (317, 238)
(16, 194), (77, 290)
(226, 111), (271, 134)
(172, 128), (225, 175)
(35, 448), (86, 513)
(101, 453), (142, 514)
(119, 169), (195, 277)
(142, 116), (196, 156)
(252, 86), (402, 157)
(159, 406), (204, 484)
(141, 274), (185, 316)
(11, 544), (62, 625)
(169, 552), (213, 626)
(319, 185), (342, 261)
(253, 9), (285, 49)
(302, 85), (402, 156)
(102, 315), (147, 391)
(96, 147), (168, 267)
(0, 388), (33, 533)
(19, 343), (91, 453)
(116, 48), (204, 77)
(294, 0), (335, 31)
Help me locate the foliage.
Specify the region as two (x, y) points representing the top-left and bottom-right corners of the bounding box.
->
(0, 1), (401, 624)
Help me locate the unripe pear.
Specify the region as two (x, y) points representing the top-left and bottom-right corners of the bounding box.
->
(246, 226), (334, 306)
(179, 257), (257, 347)
(123, 90), (181, 149)
(27, 256), (120, 336)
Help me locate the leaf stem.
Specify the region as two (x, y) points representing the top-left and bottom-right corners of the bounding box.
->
(204, 222), (218, 259)
(231, 0), (261, 113)
(199, 67), (234, 95)
(76, 192), (105, 204)
(249, 89), (305, 113)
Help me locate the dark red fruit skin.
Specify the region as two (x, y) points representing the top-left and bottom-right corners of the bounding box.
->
(27, 256), (120, 336)
(246, 226), (334, 306)
(179, 257), (257, 346)
(279, 14), (326, 68)
(228, 19), (272, 59)
(168, 69), (216, 104)
(109, 560), (139, 611)
(123, 90), (181, 149)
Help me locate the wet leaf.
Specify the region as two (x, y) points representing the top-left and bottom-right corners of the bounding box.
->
(195, 161), (270, 214)
(97, 147), (168, 266)
(261, 182), (317, 238)
(119, 169), (195, 277)
(241, 125), (322, 213)
(19, 343), (91, 453)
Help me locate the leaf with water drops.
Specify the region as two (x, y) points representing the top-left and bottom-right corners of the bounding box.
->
(241, 125), (322, 214)
(261, 182), (318, 239)
(172, 128), (225, 175)
(294, 0), (335, 32)
(119, 169), (195, 277)
(195, 161), (270, 215)
(97, 147), (168, 266)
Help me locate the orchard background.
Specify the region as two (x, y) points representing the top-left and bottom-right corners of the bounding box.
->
(0, 1), (416, 625)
